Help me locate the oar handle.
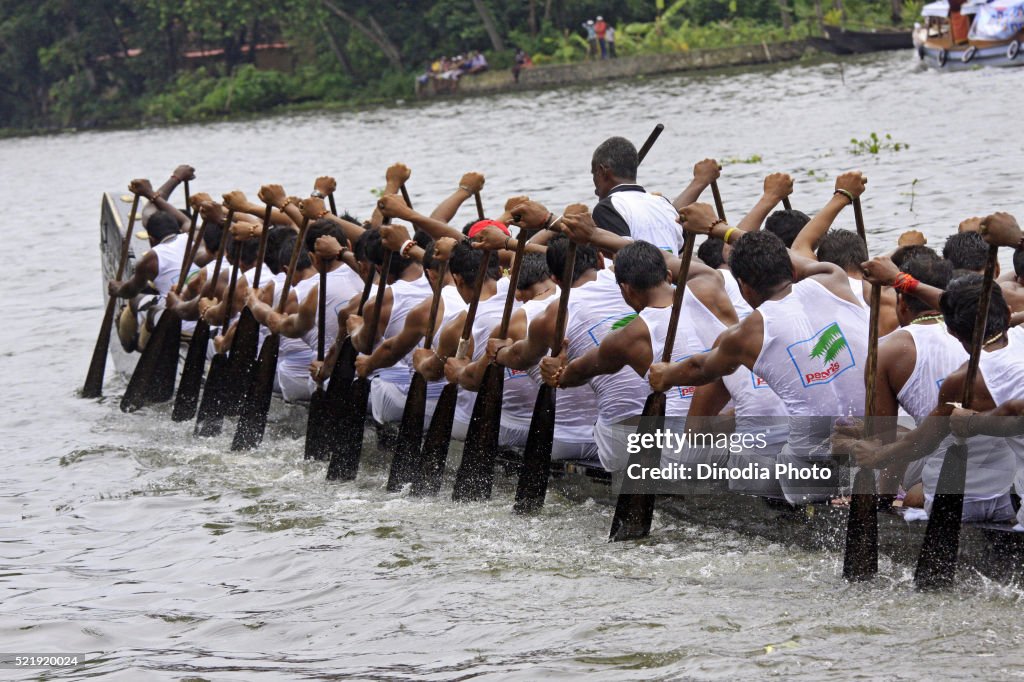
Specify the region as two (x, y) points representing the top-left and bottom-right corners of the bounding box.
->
(550, 242), (578, 351)
(328, 192), (338, 217)
(497, 229), (533, 338)
(365, 249), (393, 346)
(661, 231), (696, 364)
(206, 208), (235, 293)
(173, 209), (202, 295)
(317, 263), (327, 361)
(637, 123), (664, 164)
(423, 261), (448, 351)
(174, 219), (209, 296)
(864, 283), (882, 433)
(456, 251), (491, 360)
(275, 216), (311, 313)
(962, 244), (999, 408)
(222, 238), (242, 326)
(356, 264), (375, 315)
(474, 192), (485, 220)
(782, 196), (792, 211)
(251, 202), (274, 288)
(183, 180), (192, 222)
(853, 197), (867, 247)
(710, 181), (726, 222)
(400, 185), (413, 210)
(114, 193), (142, 282)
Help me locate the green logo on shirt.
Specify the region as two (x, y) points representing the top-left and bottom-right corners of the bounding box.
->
(809, 322), (849, 363)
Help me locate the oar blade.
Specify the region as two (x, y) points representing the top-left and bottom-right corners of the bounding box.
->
(609, 391), (666, 542)
(82, 297), (118, 398)
(148, 313), (182, 404)
(914, 440), (967, 590)
(304, 388), (328, 461)
(172, 320), (210, 421)
(325, 377), (371, 481)
(412, 382), (459, 497)
(513, 384), (556, 515)
(452, 365), (505, 502)
(386, 372), (428, 492)
(223, 308), (261, 417)
(843, 467), (879, 581)
(316, 338), (358, 464)
(120, 310), (178, 412)
(231, 334), (281, 451)
(194, 353), (230, 437)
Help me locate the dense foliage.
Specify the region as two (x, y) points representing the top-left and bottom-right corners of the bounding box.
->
(0, 0), (917, 132)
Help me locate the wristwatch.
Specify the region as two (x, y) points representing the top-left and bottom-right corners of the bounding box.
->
(310, 190), (325, 199)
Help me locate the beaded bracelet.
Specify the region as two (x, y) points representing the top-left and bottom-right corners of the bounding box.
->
(834, 189), (854, 205)
(893, 272), (919, 293)
(707, 218), (726, 235)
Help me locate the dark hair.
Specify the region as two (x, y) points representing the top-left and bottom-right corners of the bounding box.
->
(545, 234), (599, 284)
(891, 244), (937, 269)
(340, 212), (360, 226)
(449, 240), (500, 285)
(364, 228), (413, 278)
(614, 241), (669, 290)
(279, 234), (312, 273)
(237, 237), (260, 267)
(697, 237), (725, 269)
(203, 222), (223, 254)
(764, 209), (810, 247)
(939, 273), (1010, 343)
(591, 136), (638, 181)
(305, 219), (347, 253)
(147, 211), (179, 241)
(462, 220), (476, 236)
(900, 254), (953, 315)
(816, 229), (868, 272)
(353, 229), (373, 262)
(264, 226), (292, 275)
(942, 232), (988, 272)
(728, 230), (793, 295)
(516, 253), (551, 290)
(413, 228), (432, 250)
(1014, 247), (1024, 279)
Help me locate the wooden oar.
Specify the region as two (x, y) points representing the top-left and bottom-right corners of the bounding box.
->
(304, 255), (330, 461)
(914, 243), (999, 590)
(322, 265), (376, 477)
(513, 123), (665, 513)
(452, 233), (531, 502)
(82, 192), (141, 398)
(172, 216), (228, 422)
(324, 249), (393, 476)
(711, 181), (727, 222)
(413, 242), (492, 496)
(119, 214), (203, 412)
(609, 230), (696, 541)
(183, 180), (192, 223)
(222, 204), (275, 417)
(513, 241), (577, 514)
(195, 223), (242, 437)
(782, 197), (793, 211)
(231, 216), (313, 451)
(386, 258), (448, 490)
(843, 196), (879, 581)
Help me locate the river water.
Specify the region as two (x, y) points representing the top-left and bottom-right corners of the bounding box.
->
(3, 51), (1024, 680)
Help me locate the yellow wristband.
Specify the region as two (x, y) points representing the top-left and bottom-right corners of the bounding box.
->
(723, 227), (737, 244)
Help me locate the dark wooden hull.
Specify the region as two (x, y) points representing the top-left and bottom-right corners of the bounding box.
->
(822, 25), (914, 54)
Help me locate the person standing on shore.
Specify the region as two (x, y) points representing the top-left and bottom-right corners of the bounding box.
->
(605, 23), (617, 59)
(595, 16), (608, 59)
(582, 19), (598, 59)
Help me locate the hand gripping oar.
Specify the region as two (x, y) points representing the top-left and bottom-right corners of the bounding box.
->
(609, 230), (696, 541)
(413, 243), (491, 496)
(386, 258), (448, 490)
(120, 212), (203, 411)
(324, 249), (393, 477)
(304, 253), (330, 461)
(513, 241), (577, 514)
(915, 243), (999, 590)
(172, 217), (226, 421)
(83, 192), (141, 398)
(223, 203), (275, 417)
(452, 231), (532, 503)
(231, 216), (313, 451)
(195, 223), (243, 437)
(843, 196), (879, 582)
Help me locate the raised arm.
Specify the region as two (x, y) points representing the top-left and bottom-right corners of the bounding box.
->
(791, 171), (866, 260)
(430, 172), (485, 222)
(672, 159), (721, 211)
(648, 315), (758, 391)
(734, 172), (794, 233)
(370, 163), (412, 228)
(378, 194), (466, 242)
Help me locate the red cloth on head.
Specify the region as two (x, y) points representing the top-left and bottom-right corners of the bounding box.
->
(468, 219), (510, 238)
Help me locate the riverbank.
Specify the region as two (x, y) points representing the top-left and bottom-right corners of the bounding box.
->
(419, 39), (824, 98)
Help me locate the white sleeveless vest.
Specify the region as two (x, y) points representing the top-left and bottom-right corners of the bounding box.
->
(720, 269), (753, 318)
(565, 269), (646, 425)
(607, 189), (683, 253)
(375, 275), (433, 387)
(150, 233), (195, 296)
(639, 304), (699, 418)
(279, 271), (317, 370)
(470, 278), (535, 426)
(978, 327), (1024, 472)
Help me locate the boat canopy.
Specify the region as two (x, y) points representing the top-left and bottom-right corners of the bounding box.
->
(969, 0), (1024, 40)
(922, 1), (949, 18)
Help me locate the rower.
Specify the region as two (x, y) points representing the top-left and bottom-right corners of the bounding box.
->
(349, 228), (433, 428)
(649, 203), (870, 504)
(841, 270), (1022, 523)
(491, 235), (601, 461)
(451, 252), (556, 451)
(854, 253), (1015, 521)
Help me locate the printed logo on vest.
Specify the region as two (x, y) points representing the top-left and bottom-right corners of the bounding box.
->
(586, 312), (637, 347)
(506, 367), (530, 380)
(750, 373), (770, 390)
(668, 351), (706, 400)
(786, 321), (855, 387)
